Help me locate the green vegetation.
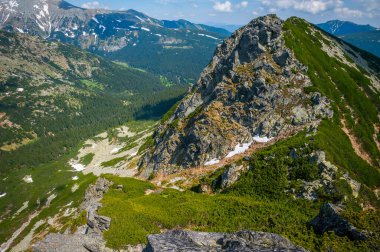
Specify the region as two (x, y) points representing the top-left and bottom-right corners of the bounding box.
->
(80, 80), (104, 90)
(283, 18), (380, 176)
(101, 157), (126, 167)
(160, 76), (176, 87)
(80, 153), (95, 166)
(99, 174), (379, 251)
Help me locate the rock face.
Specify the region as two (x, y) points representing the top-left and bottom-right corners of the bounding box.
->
(33, 178), (114, 252)
(311, 203), (368, 241)
(145, 230), (308, 252)
(80, 177), (113, 234)
(139, 15), (333, 176)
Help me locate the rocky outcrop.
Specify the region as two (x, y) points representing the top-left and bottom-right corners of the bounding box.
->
(311, 203), (368, 241)
(33, 178), (114, 251)
(145, 230), (308, 252)
(80, 177), (113, 234)
(139, 15), (333, 176)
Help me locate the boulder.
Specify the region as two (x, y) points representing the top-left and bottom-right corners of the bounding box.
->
(145, 230), (308, 252)
(311, 203), (368, 240)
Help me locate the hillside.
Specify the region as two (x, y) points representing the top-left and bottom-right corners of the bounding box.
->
(1, 14), (380, 252)
(0, 0), (230, 84)
(0, 30), (185, 172)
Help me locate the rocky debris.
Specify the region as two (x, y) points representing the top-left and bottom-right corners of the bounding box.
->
(145, 230), (308, 252)
(79, 177), (113, 234)
(33, 233), (107, 252)
(214, 164), (250, 190)
(139, 15), (333, 176)
(311, 203), (368, 241)
(33, 178), (114, 251)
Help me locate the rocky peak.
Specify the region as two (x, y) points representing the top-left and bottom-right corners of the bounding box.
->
(139, 15), (333, 176)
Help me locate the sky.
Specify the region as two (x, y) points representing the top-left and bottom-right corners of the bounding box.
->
(68, 0), (380, 27)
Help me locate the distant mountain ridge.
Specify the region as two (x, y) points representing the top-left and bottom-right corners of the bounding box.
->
(317, 20), (380, 58)
(0, 0), (230, 84)
(317, 20), (376, 36)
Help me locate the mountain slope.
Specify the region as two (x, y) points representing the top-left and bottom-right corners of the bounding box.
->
(339, 30), (380, 58)
(317, 20), (376, 36)
(0, 30), (185, 172)
(0, 0), (230, 84)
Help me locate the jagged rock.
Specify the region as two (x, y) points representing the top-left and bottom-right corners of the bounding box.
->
(145, 230), (308, 252)
(311, 203), (368, 241)
(139, 15), (333, 176)
(217, 164), (250, 190)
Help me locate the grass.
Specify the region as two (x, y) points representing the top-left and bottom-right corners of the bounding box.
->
(80, 79), (104, 90)
(99, 174), (379, 251)
(101, 156), (126, 167)
(283, 18), (380, 169)
(80, 153), (94, 166)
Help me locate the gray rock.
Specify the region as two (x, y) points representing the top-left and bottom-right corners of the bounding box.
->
(139, 15), (333, 176)
(218, 164), (250, 190)
(144, 230), (308, 252)
(311, 203), (368, 241)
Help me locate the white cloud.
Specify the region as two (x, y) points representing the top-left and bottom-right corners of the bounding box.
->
(334, 7), (363, 18)
(260, 0), (342, 14)
(237, 1), (249, 8)
(81, 1), (108, 9)
(213, 1), (233, 12)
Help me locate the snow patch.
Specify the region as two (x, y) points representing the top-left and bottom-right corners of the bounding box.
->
(129, 25), (138, 29)
(15, 27), (24, 33)
(204, 158), (220, 166)
(110, 148), (120, 154)
(135, 15), (145, 22)
(68, 160), (85, 172)
(225, 142), (252, 158)
(141, 27), (150, 32)
(92, 17), (99, 24)
(253, 135), (273, 143)
(16, 88), (24, 92)
(198, 33), (218, 40)
(72, 176), (79, 181)
(0, 192), (6, 198)
(155, 33), (162, 37)
(22, 175), (33, 183)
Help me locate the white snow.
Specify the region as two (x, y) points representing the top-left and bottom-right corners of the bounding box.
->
(198, 33), (218, 40)
(253, 135), (273, 143)
(133, 43), (137, 46)
(22, 175), (33, 184)
(204, 158), (220, 166)
(22, 175), (33, 183)
(110, 148), (120, 154)
(0, 192), (6, 198)
(99, 24), (106, 32)
(9, 0), (18, 8)
(15, 27), (24, 33)
(129, 26), (138, 29)
(155, 33), (162, 37)
(141, 27), (150, 32)
(225, 142), (253, 158)
(135, 15), (145, 22)
(16, 88), (24, 92)
(92, 17), (99, 24)
(130, 152), (138, 157)
(72, 24), (78, 30)
(116, 20), (121, 23)
(68, 160), (85, 172)
(72, 176), (79, 181)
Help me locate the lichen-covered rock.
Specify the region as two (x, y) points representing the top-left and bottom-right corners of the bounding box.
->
(311, 203), (368, 241)
(145, 230), (308, 252)
(139, 15), (333, 176)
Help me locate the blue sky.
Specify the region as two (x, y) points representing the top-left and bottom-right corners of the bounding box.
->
(69, 0), (380, 27)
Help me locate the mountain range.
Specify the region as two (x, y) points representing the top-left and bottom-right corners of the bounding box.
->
(317, 20), (380, 57)
(0, 3), (379, 252)
(0, 0), (230, 84)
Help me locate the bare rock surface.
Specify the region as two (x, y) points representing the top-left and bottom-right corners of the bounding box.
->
(311, 203), (368, 241)
(145, 230), (308, 252)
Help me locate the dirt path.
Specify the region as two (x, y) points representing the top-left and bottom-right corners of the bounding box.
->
(341, 118), (373, 166)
